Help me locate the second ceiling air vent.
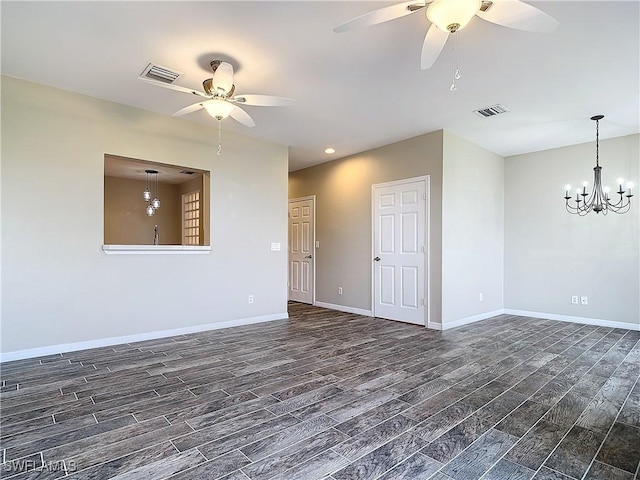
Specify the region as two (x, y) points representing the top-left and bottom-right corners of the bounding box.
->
(140, 63), (182, 84)
(474, 104), (509, 118)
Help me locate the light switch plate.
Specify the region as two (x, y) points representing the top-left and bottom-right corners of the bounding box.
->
(271, 242), (281, 251)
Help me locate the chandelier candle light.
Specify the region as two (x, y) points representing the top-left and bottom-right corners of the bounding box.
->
(144, 169), (161, 216)
(564, 115), (633, 215)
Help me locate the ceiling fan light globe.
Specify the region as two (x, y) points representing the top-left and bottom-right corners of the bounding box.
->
(211, 61), (234, 95)
(427, 0), (481, 32)
(203, 99), (235, 120)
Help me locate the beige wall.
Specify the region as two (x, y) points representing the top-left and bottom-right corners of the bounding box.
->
(1, 75), (289, 355)
(442, 131), (505, 325)
(289, 130), (443, 321)
(104, 176), (181, 245)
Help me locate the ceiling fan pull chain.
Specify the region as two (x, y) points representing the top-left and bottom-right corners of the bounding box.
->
(450, 33), (460, 92)
(217, 119), (223, 156)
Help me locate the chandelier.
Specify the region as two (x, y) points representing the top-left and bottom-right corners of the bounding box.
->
(143, 169), (161, 216)
(564, 115), (633, 215)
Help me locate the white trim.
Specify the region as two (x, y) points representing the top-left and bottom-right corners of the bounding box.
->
(503, 309), (640, 331)
(425, 176), (431, 328)
(314, 301), (373, 317)
(289, 195), (316, 203)
(0, 313), (288, 362)
(442, 309), (506, 330)
(438, 307), (639, 331)
(428, 321), (443, 331)
(371, 176), (430, 189)
(102, 245), (211, 255)
(371, 176), (430, 327)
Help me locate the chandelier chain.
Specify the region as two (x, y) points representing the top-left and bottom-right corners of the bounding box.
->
(595, 117), (599, 167)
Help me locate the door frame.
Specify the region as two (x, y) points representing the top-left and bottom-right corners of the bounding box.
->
(371, 176), (431, 327)
(288, 195), (316, 305)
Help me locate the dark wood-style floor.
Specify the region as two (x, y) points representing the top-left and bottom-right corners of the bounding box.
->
(1, 303), (639, 480)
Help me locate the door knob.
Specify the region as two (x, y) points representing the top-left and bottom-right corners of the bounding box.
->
(305, 255), (313, 259)
(374, 256), (381, 261)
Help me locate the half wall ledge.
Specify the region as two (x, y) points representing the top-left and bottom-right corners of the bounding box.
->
(102, 245), (212, 255)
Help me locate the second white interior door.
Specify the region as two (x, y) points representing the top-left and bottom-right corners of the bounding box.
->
(288, 197), (314, 304)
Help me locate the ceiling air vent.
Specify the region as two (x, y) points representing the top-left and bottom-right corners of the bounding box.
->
(474, 104), (509, 118)
(180, 170), (195, 175)
(140, 63), (182, 84)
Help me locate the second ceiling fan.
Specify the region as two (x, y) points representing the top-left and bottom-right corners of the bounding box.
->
(140, 60), (294, 128)
(334, 0), (559, 70)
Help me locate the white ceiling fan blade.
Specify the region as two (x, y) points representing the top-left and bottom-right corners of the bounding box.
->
(231, 94), (295, 107)
(212, 61), (234, 94)
(476, 0), (558, 33)
(138, 77), (208, 97)
(334, 1), (426, 33)
(172, 102), (205, 117)
(421, 23), (449, 69)
(229, 105), (255, 128)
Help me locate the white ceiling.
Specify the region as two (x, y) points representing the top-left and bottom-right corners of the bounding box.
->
(2, 1), (638, 171)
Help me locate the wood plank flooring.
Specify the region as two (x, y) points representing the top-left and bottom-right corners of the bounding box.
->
(1, 303), (639, 479)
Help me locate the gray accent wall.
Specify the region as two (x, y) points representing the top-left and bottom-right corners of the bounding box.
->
(1, 76), (289, 354)
(505, 134), (639, 326)
(289, 131), (444, 322)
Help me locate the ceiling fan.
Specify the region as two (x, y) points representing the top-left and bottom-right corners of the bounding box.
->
(334, 0), (559, 70)
(139, 60), (295, 128)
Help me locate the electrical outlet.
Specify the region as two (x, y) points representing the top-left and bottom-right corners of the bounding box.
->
(581, 296), (588, 305)
(338, 287), (343, 295)
(479, 293), (483, 302)
(248, 295), (254, 304)
(571, 296), (579, 304)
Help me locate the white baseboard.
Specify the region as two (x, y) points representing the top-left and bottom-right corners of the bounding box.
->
(0, 313), (289, 363)
(437, 308), (639, 332)
(313, 301), (373, 317)
(503, 309), (640, 331)
(5, 306), (636, 363)
(442, 309), (506, 330)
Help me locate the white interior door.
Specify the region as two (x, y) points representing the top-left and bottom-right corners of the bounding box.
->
(373, 178), (428, 325)
(288, 197), (315, 304)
